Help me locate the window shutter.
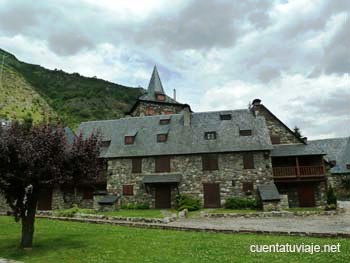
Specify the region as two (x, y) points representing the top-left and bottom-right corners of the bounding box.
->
(155, 156), (170, 173)
(270, 135), (281, 144)
(243, 153), (254, 169)
(202, 154), (218, 171)
(123, 185), (134, 196)
(132, 158), (142, 173)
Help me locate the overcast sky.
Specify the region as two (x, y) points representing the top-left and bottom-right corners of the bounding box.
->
(0, 0), (349, 139)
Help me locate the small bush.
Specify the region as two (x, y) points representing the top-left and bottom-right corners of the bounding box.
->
(53, 204), (95, 217)
(325, 204), (337, 211)
(327, 186), (337, 206)
(175, 194), (201, 211)
(341, 177), (350, 190)
(121, 202), (150, 210)
(224, 197), (257, 210)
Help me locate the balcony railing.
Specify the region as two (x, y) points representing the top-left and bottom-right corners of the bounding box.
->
(273, 165), (325, 178)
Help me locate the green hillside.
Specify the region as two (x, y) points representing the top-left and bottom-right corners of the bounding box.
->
(0, 48), (144, 128)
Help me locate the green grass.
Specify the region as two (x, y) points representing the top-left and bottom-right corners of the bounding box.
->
(53, 208), (164, 218)
(101, 209), (164, 218)
(0, 216), (349, 263)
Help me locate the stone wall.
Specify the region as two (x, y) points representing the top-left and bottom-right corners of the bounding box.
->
(51, 186), (93, 210)
(0, 193), (11, 212)
(130, 101), (187, 117)
(107, 152), (273, 208)
(253, 104), (300, 144)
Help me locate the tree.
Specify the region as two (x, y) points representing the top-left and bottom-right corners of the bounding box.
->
(0, 121), (103, 248)
(293, 126), (303, 139)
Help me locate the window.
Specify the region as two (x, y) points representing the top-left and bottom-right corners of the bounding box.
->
(202, 154), (219, 171)
(132, 158), (142, 173)
(347, 164), (350, 170)
(242, 182), (254, 194)
(220, 114), (232, 120)
(159, 119), (170, 125)
(123, 185), (134, 196)
(243, 153), (254, 169)
(157, 134), (168, 142)
(239, 129), (252, 136)
(125, 136), (135, 145)
(270, 135), (281, 144)
(155, 156), (171, 173)
(204, 131), (217, 140)
(156, 94), (166, 101)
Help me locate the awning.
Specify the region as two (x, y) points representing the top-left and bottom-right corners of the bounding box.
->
(257, 184), (281, 201)
(98, 195), (119, 205)
(142, 174), (181, 184)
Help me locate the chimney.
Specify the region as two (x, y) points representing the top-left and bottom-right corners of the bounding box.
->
(183, 107), (191, 127)
(252, 98), (261, 106)
(173, 88), (176, 101)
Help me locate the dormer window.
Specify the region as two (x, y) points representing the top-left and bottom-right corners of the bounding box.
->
(159, 117), (171, 125)
(156, 94), (166, 101)
(240, 129), (252, 136)
(124, 136), (135, 145)
(157, 134), (168, 142)
(205, 131), (216, 140)
(101, 140), (111, 147)
(347, 164), (350, 170)
(220, 114), (232, 120)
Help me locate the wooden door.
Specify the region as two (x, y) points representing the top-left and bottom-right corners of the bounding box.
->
(203, 183), (221, 208)
(298, 184), (315, 207)
(37, 189), (53, 210)
(155, 185), (171, 209)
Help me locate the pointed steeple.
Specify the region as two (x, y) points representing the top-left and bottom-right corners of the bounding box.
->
(147, 65), (165, 95)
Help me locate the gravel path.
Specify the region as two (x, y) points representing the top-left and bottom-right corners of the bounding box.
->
(168, 202), (350, 235)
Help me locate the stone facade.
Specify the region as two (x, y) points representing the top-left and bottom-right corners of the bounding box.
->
(130, 101), (188, 117)
(0, 193), (11, 212)
(253, 104), (300, 144)
(50, 186), (94, 210)
(107, 151), (273, 208)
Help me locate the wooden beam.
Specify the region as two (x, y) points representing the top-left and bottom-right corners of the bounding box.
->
(295, 157), (300, 177)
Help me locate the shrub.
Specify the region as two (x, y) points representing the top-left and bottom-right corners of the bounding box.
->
(53, 204), (96, 217)
(341, 177), (350, 190)
(327, 186), (337, 206)
(121, 202), (150, 210)
(175, 194), (201, 211)
(224, 197), (257, 210)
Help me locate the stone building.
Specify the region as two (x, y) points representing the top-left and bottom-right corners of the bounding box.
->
(309, 137), (350, 196)
(79, 68), (328, 209)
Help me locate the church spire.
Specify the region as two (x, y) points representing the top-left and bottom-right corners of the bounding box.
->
(147, 65), (165, 95)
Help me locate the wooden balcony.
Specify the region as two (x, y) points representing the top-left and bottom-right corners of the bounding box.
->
(273, 165), (326, 181)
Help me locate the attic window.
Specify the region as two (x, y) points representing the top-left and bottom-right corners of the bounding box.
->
(205, 131), (216, 140)
(220, 114), (232, 120)
(156, 94), (166, 101)
(157, 134), (168, 142)
(124, 136), (135, 145)
(240, 129), (252, 136)
(159, 118), (170, 125)
(347, 164), (350, 170)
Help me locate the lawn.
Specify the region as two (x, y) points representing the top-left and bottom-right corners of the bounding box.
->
(0, 217), (349, 263)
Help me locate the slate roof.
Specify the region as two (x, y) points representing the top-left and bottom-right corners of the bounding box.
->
(271, 143), (326, 157)
(64, 127), (76, 145)
(78, 109), (273, 158)
(142, 174), (182, 184)
(98, 195), (119, 205)
(309, 137), (350, 174)
(138, 66), (181, 105)
(257, 184), (281, 201)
